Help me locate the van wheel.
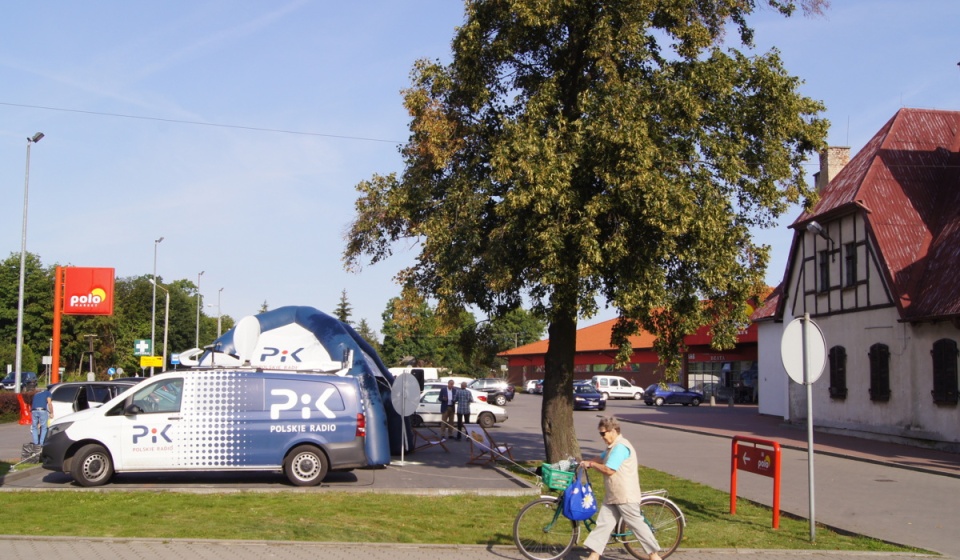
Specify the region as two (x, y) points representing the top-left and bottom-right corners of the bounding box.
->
(632, 393), (642, 400)
(602, 392), (610, 400)
(73, 444), (114, 487)
(478, 412), (495, 429)
(284, 445), (329, 486)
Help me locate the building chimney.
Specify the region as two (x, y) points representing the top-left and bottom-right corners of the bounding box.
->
(815, 147), (851, 191)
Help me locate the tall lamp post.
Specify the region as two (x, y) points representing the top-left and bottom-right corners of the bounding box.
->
(14, 132), (43, 394)
(150, 236), (164, 376)
(149, 279), (169, 372)
(195, 270), (204, 348)
(216, 287), (223, 337)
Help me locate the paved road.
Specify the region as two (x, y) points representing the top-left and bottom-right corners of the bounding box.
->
(2, 393), (957, 559)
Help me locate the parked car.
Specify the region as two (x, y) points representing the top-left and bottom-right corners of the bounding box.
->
(2, 371), (38, 391)
(533, 380), (544, 394)
(411, 388), (507, 429)
(591, 375), (644, 400)
(643, 383), (705, 406)
(573, 382), (606, 411)
(48, 379), (144, 418)
(524, 379), (542, 393)
(468, 378), (516, 406)
(423, 381), (488, 403)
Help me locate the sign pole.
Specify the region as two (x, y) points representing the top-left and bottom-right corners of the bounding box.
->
(803, 312), (816, 542)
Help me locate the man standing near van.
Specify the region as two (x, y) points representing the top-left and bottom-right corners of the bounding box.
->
(439, 379), (457, 440)
(31, 387), (53, 445)
(454, 381), (475, 440)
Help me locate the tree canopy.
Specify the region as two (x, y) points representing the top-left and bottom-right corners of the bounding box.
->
(344, 0), (828, 460)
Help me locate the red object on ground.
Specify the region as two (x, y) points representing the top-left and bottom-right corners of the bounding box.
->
(17, 393), (32, 425)
(731, 435), (782, 528)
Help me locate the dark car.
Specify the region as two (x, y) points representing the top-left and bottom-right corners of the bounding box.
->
(573, 382), (606, 411)
(643, 383), (704, 407)
(2, 371), (38, 391)
(468, 378), (516, 406)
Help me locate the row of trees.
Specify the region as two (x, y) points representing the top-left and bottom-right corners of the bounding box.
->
(1, 254), (544, 381)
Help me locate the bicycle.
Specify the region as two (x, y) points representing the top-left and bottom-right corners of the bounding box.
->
(513, 463), (685, 560)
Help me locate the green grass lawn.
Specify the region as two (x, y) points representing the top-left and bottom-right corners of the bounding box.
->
(0, 462), (927, 553)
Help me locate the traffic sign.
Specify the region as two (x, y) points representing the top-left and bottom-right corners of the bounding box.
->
(780, 316), (826, 385)
(134, 339), (152, 357)
(140, 356), (163, 367)
(391, 373), (421, 417)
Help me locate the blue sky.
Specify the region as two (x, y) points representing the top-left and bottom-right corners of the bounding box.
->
(2, 1), (958, 340)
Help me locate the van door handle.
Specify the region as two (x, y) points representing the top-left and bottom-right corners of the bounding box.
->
(168, 416), (181, 420)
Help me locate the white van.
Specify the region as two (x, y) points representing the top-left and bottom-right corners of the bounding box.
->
(591, 375), (644, 400)
(41, 369), (369, 487)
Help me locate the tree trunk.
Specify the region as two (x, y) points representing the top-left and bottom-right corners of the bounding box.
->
(541, 308), (581, 463)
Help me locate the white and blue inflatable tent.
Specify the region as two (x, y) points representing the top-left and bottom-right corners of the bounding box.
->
(183, 306), (407, 465)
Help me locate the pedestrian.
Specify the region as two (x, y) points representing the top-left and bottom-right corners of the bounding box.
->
(454, 381), (475, 440)
(438, 379), (457, 440)
(581, 416), (662, 560)
(30, 386), (53, 446)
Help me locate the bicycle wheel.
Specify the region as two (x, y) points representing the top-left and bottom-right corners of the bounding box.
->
(513, 496), (580, 560)
(620, 496), (684, 559)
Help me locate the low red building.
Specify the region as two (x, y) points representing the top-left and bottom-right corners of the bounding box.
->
(500, 318), (759, 399)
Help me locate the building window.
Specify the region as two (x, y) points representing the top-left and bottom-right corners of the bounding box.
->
(844, 243), (858, 286)
(868, 343), (891, 402)
(828, 346), (847, 399)
(818, 250), (831, 292)
(931, 339), (958, 405)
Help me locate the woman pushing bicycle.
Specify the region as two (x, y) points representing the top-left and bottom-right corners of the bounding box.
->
(581, 416), (663, 560)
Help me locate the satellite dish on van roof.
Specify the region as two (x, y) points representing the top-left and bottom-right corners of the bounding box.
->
(233, 315), (262, 366)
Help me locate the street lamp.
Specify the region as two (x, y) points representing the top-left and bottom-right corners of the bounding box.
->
(150, 236), (164, 375)
(195, 270), (204, 347)
(149, 279), (169, 372)
(14, 132), (43, 394)
(207, 287), (224, 338)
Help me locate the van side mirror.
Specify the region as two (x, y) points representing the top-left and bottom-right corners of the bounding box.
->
(124, 403), (144, 416)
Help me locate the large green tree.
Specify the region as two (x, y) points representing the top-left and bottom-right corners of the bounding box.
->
(344, 0), (828, 460)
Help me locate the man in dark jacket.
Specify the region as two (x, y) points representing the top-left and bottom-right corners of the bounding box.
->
(438, 379), (457, 440)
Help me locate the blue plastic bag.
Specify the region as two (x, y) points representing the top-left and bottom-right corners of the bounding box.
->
(562, 467), (597, 521)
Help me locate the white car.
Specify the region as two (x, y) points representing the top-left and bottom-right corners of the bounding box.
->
(412, 388), (508, 429)
(591, 375), (644, 400)
(48, 380), (143, 418)
(423, 382), (488, 403)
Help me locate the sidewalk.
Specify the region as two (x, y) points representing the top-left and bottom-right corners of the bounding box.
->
(0, 535), (938, 560)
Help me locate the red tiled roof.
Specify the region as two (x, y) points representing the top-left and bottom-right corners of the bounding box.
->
(793, 108), (960, 321)
(499, 318), (657, 356)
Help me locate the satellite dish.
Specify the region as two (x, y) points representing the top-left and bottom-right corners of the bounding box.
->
(233, 315), (262, 365)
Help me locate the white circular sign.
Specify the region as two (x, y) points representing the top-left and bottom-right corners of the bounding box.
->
(780, 317), (827, 385)
(390, 373), (421, 417)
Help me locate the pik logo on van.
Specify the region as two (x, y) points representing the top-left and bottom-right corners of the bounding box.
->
(132, 425), (173, 444)
(260, 347), (304, 363)
(270, 387), (336, 419)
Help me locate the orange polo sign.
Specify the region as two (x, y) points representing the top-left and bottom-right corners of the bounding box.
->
(63, 267), (115, 316)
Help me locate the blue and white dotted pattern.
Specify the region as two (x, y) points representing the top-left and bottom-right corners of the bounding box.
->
(178, 371), (256, 467)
